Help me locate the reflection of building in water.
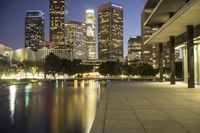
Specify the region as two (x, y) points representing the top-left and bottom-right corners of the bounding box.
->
(80, 80), (85, 88)
(9, 85), (17, 124)
(50, 80), (105, 133)
(24, 83), (50, 133)
(84, 80), (97, 133)
(6, 80), (106, 133)
(25, 84), (31, 108)
(74, 80), (78, 88)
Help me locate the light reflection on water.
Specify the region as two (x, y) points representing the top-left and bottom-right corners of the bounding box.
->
(25, 84), (31, 108)
(9, 85), (17, 124)
(0, 80), (106, 133)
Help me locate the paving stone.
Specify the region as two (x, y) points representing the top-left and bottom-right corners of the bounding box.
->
(106, 114), (138, 120)
(146, 128), (188, 133)
(104, 128), (146, 133)
(105, 119), (142, 129)
(141, 120), (183, 129)
(90, 81), (200, 133)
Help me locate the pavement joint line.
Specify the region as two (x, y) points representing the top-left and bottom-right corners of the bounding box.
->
(121, 83), (148, 133)
(91, 81), (200, 133)
(145, 96), (190, 132)
(126, 82), (193, 133)
(102, 82), (109, 133)
(123, 82), (189, 132)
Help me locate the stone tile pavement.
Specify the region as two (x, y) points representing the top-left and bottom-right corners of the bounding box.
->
(90, 81), (200, 133)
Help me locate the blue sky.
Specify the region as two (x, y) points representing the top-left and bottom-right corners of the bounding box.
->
(0, 0), (146, 56)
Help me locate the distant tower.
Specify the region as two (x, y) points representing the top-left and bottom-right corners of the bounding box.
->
(66, 21), (87, 60)
(128, 36), (141, 59)
(49, 0), (66, 48)
(98, 2), (123, 60)
(25, 10), (45, 51)
(84, 9), (96, 60)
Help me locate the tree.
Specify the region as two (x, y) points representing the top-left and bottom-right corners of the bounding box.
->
(136, 63), (157, 77)
(98, 61), (122, 76)
(44, 53), (61, 78)
(0, 60), (10, 79)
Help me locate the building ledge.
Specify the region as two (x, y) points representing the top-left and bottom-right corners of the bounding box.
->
(144, 0), (187, 27)
(144, 0), (200, 45)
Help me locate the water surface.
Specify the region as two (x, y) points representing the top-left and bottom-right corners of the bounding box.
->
(0, 80), (106, 133)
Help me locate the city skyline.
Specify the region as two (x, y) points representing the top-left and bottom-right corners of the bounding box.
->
(0, 0), (146, 56)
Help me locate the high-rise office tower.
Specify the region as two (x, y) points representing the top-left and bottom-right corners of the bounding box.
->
(66, 21), (86, 60)
(25, 10), (45, 51)
(84, 9), (96, 60)
(141, 4), (177, 69)
(49, 0), (66, 48)
(98, 2), (123, 60)
(128, 36), (141, 59)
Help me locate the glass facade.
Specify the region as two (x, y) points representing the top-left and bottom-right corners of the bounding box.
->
(98, 3), (123, 59)
(49, 0), (66, 48)
(128, 36), (141, 59)
(25, 11), (45, 51)
(85, 10), (96, 60)
(66, 21), (87, 60)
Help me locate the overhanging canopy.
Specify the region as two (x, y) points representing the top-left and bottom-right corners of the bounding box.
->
(144, 0), (200, 45)
(144, 0), (188, 26)
(144, 0), (160, 9)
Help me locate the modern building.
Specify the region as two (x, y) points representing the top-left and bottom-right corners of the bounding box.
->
(9, 48), (72, 62)
(10, 48), (40, 62)
(143, 0), (200, 88)
(141, 8), (157, 68)
(38, 48), (72, 61)
(49, 0), (66, 48)
(98, 2), (123, 60)
(0, 43), (13, 56)
(25, 10), (45, 51)
(0, 43), (13, 62)
(141, 8), (164, 68)
(85, 9), (96, 60)
(141, 3), (180, 69)
(128, 36), (141, 60)
(66, 21), (87, 60)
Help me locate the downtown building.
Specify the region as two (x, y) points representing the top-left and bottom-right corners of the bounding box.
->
(49, 0), (66, 48)
(141, 8), (173, 69)
(98, 2), (123, 60)
(25, 10), (45, 51)
(84, 9), (96, 60)
(10, 47), (72, 62)
(0, 43), (12, 63)
(66, 21), (87, 60)
(143, 0), (200, 88)
(128, 36), (141, 60)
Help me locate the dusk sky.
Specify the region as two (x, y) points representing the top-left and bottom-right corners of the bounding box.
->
(0, 0), (146, 56)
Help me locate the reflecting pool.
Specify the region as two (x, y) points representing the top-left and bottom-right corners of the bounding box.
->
(0, 80), (106, 133)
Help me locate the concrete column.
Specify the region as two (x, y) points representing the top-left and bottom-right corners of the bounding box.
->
(183, 47), (188, 83)
(159, 43), (163, 82)
(170, 36), (176, 84)
(187, 25), (195, 88)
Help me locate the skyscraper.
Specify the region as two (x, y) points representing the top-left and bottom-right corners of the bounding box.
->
(85, 9), (96, 60)
(98, 2), (123, 60)
(49, 0), (66, 48)
(66, 21), (86, 60)
(25, 10), (45, 51)
(128, 36), (141, 59)
(141, 8), (159, 68)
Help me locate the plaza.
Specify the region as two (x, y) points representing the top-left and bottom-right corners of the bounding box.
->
(90, 81), (200, 133)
